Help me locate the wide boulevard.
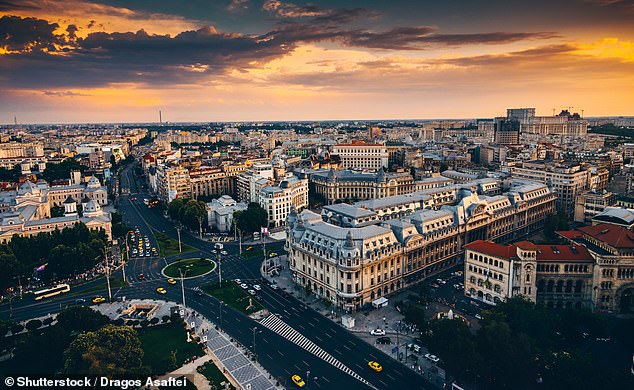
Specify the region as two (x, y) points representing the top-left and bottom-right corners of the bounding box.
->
(0, 164), (428, 390)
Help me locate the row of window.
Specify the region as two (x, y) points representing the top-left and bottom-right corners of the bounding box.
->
(469, 252), (505, 269)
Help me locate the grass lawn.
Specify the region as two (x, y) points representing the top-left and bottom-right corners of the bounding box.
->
(198, 361), (235, 389)
(201, 281), (264, 315)
(163, 258), (215, 278)
(68, 277), (127, 297)
(138, 323), (204, 375)
(154, 231), (195, 257)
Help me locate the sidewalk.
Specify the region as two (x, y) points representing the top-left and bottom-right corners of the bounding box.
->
(184, 310), (281, 390)
(155, 356), (212, 390)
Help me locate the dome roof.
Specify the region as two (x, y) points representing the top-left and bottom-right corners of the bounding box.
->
(17, 180), (41, 196)
(86, 176), (101, 188)
(83, 199), (101, 213)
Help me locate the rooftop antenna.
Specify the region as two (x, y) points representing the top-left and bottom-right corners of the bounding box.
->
(552, 108), (556, 116)
(581, 109), (584, 118)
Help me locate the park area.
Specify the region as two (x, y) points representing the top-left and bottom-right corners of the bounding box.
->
(201, 281), (264, 315)
(163, 258), (215, 278)
(154, 231), (195, 257)
(138, 322), (205, 374)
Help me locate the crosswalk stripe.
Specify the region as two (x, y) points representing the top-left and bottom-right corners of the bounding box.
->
(259, 314), (376, 390)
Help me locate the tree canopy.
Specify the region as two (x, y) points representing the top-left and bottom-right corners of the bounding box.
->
(421, 297), (633, 389)
(168, 198), (207, 232)
(56, 306), (110, 333)
(63, 324), (147, 377)
(0, 223), (107, 290)
(233, 202), (268, 234)
(41, 158), (88, 183)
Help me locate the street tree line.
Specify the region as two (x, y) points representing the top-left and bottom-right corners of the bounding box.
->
(0, 223), (108, 291)
(232, 202), (268, 234)
(405, 297), (634, 389)
(167, 198), (208, 234)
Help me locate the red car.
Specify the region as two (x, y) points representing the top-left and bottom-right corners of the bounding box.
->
(138, 273), (145, 280)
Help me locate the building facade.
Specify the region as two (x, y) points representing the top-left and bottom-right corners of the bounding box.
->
(286, 181), (556, 312)
(311, 169), (417, 204)
(260, 175), (309, 227)
(331, 141), (388, 170)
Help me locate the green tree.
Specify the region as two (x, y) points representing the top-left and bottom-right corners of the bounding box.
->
(56, 306), (110, 333)
(426, 319), (479, 382)
(41, 158), (87, 182)
(63, 325), (147, 376)
(0, 164), (22, 182)
(233, 203), (268, 234)
(25, 319), (42, 331)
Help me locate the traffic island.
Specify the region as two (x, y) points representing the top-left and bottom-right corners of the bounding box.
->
(154, 231), (196, 257)
(201, 281), (265, 315)
(162, 258), (216, 279)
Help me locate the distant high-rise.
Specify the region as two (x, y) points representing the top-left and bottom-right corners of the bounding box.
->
(507, 108), (535, 125)
(494, 117), (520, 144)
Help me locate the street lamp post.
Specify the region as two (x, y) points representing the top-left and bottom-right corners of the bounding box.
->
(217, 252), (223, 286)
(176, 224), (182, 253)
(251, 326), (262, 363)
(104, 247), (112, 302)
(179, 267), (188, 308)
(218, 300), (224, 330)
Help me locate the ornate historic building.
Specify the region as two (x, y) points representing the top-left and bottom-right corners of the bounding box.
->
(311, 169), (417, 204)
(0, 180), (112, 243)
(463, 223), (634, 314)
(286, 180), (556, 312)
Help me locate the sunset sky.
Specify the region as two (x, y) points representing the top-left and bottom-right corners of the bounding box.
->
(1, 0), (633, 124)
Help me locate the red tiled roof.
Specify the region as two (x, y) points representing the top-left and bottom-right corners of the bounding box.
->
(535, 244), (593, 262)
(465, 240), (517, 259)
(515, 241), (537, 250)
(576, 223), (634, 249)
(557, 230), (583, 239)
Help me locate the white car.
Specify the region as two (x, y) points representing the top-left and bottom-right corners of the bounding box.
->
(220, 250), (228, 255)
(270, 284), (279, 290)
(248, 289), (256, 296)
(475, 313), (483, 320)
(425, 353), (440, 363)
(253, 284), (261, 291)
(240, 283), (249, 289)
(370, 329), (386, 336)
(234, 279), (242, 284)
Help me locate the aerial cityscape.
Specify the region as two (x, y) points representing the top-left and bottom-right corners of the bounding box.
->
(1, 0), (634, 389)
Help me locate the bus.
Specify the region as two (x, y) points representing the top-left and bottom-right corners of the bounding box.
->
(34, 284), (71, 301)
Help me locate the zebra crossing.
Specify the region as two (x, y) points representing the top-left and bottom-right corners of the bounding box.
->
(259, 314), (377, 389)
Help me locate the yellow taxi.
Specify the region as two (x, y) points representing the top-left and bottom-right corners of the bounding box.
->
(92, 296), (106, 304)
(368, 361), (383, 372)
(167, 278), (177, 285)
(156, 287), (167, 295)
(291, 375), (305, 387)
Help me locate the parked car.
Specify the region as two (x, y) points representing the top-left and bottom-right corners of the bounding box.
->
(376, 337), (392, 345)
(253, 284), (261, 291)
(270, 283), (279, 290)
(240, 283), (249, 289)
(248, 289), (256, 296)
(475, 313), (483, 320)
(370, 329), (386, 336)
(425, 353), (440, 363)
(408, 344), (422, 353)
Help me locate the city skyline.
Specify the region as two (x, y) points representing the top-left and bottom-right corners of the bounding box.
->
(1, 0), (634, 123)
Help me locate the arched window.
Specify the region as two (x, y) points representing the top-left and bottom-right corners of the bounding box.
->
(565, 280), (573, 293)
(556, 280), (563, 293)
(547, 280), (554, 292)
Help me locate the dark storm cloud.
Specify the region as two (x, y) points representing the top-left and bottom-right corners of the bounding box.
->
(0, 1), (39, 11)
(265, 23), (558, 50)
(0, 18), (293, 89)
(0, 15), (63, 51)
(263, 0), (380, 23)
(42, 90), (90, 97)
(0, 12), (559, 90)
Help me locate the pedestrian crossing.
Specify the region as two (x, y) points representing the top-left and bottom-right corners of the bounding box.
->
(259, 314), (377, 390)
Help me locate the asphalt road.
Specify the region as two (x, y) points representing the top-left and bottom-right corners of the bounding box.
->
(0, 164), (430, 389)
